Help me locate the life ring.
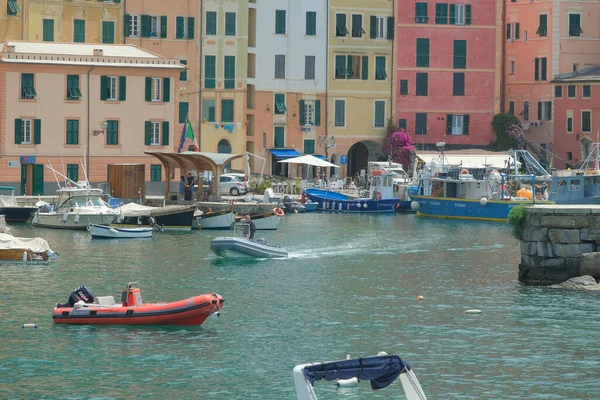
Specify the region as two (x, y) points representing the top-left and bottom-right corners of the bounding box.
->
(373, 191), (382, 201)
(460, 169), (470, 175)
(372, 170), (383, 176)
(393, 184), (399, 192)
(273, 208), (284, 217)
(492, 170), (499, 174)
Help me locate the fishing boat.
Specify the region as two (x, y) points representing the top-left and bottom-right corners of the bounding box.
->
(88, 223), (153, 239)
(113, 203), (195, 231)
(0, 186), (37, 222)
(293, 352), (427, 400)
(305, 170), (408, 213)
(0, 232), (58, 263)
(233, 208), (284, 230)
(53, 282), (224, 326)
(197, 210), (236, 230)
(410, 147), (553, 222)
(210, 223), (288, 258)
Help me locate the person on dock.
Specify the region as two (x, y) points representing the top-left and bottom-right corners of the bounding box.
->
(244, 215), (256, 240)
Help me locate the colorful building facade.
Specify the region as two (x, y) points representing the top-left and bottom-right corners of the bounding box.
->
(0, 41), (182, 194)
(396, 0), (502, 152)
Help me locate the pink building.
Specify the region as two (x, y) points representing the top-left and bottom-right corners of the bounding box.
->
(552, 66), (600, 169)
(505, 0), (600, 165)
(396, 0), (502, 150)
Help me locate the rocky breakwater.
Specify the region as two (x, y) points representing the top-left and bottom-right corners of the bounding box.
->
(518, 205), (600, 285)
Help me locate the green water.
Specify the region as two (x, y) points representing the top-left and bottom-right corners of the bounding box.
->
(1, 214), (600, 399)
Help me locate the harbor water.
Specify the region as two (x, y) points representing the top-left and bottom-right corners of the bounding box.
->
(1, 213), (600, 399)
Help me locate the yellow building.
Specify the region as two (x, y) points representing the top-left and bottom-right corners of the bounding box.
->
(1, 0), (23, 40)
(328, 0), (395, 177)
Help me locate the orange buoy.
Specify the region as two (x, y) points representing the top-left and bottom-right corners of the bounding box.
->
(417, 295), (424, 300)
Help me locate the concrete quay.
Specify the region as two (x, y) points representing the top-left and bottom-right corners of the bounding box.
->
(518, 205), (600, 285)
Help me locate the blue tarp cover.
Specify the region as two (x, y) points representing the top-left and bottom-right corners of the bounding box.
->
(302, 355), (409, 390)
(269, 149), (302, 159)
(313, 155), (327, 160)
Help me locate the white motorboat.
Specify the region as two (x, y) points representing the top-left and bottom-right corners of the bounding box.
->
(88, 224), (153, 239)
(32, 185), (121, 230)
(113, 203), (195, 231)
(293, 352), (427, 400)
(197, 210), (235, 230)
(0, 186), (38, 222)
(233, 208), (284, 230)
(210, 236), (288, 258)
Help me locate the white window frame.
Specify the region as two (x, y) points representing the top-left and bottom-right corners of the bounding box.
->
(375, 16), (386, 39)
(455, 5), (465, 26)
(151, 77), (162, 102)
(130, 15), (139, 37)
(150, 121), (161, 145)
(107, 76), (118, 101)
(334, 99), (346, 127)
(150, 16), (160, 37)
(22, 119), (32, 144)
(304, 100), (315, 125)
(374, 100), (386, 128)
(509, 60), (516, 75)
(451, 115), (463, 135)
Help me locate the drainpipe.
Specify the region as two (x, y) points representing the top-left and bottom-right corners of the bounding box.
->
(21, 0), (25, 40)
(325, 0), (329, 141)
(500, 0), (506, 114)
(390, 0), (395, 128)
(87, 66), (95, 180)
(123, 0), (127, 43)
(198, 0), (203, 150)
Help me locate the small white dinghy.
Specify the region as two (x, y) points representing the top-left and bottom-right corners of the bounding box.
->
(210, 222), (288, 258)
(88, 224), (153, 239)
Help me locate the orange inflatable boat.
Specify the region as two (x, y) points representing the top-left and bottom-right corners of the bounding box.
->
(52, 282), (224, 326)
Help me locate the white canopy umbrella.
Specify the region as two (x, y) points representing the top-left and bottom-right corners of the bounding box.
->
(277, 154), (340, 168)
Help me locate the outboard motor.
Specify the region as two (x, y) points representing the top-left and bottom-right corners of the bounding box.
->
(57, 286), (96, 308)
(282, 195), (294, 213)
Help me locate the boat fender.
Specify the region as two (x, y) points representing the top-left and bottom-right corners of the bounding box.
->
(336, 377), (359, 387)
(32, 214), (39, 224)
(74, 214), (80, 224)
(21, 323), (38, 329)
(137, 216), (142, 226)
(465, 309), (482, 314)
(480, 197), (488, 206)
(338, 203), (342, 211)
(149, 216), (157, 226)
(411, 201), (420, 210)
(109, 228), (119, 234)
(61, 213), (68, 223)
(22, 251), (27, 262)
(273, 208), (284, 217)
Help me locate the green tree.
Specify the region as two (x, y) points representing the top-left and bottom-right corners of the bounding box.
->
(491, 113), (520, 150)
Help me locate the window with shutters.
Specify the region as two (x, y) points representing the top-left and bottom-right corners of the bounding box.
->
(508, 101), (515, 116)
(567, 112), (573, 133)
(151, 78), (162, 102)
(224, 56), (235, 89)
(150, 16), (160, 37)
(451, 115), (464, 135)
(533, 57), (547, 81)
(454, 5), (465, 25)
(537, 14), (547, 36)
(567, 85), (576, 98)
(539, 101), (552, 121)
(179, 102), (189, 124)
(206, 11), (217, 35)
(306, 11), (316, 35)
(225, 12), (236, 36)
(375, 56), (387, 80)
(275, 55), (285, 79)
(400, 80), (408, 95)
(43, 19), (54, 42)
(304, 100), (315, 125)
(7, 0), (20, 16)
(375, 16), (386, 38)
(67, 164), (79, 183)
(179, 60), (187, 81)
(374, 101), (385, 127)
(221, 100), (234, 122)
(523, 101), (530, 121)
(102, 21), (115, 44)
(66, 75), (82, 100)
(274, 93), (286, 114)
(415, 113), (427, 135)
(336, 13), (348, 36)
(555, 86), (563, 98)
(416, 73), (428, 96)
(351, 14), (364, 38)
(453, 73), (465, 96)
(435, 3), (448, 24)
(129, 15), (139, 37)
(509, 60), (516, 75)
(275, 10), (286, 34)
(582, 111), (591, 132)
(305, 56), (316, 80)
(398, 119), (407, 130)
(304, 140), (315, 155)
(203, 99), (216, 122)
(74, 19), (85, 42)
(66, 119), (79, 145)
(568, 13), (582, 37)
(274, 127), (285, 148)
(335, 55), (347, 79)
(416, 38), (429, 67)
(150, 121), (161, 145)
(205, 55), (216, 88)
(583, 85), (591, 98)
(415, 3), (428, 23)
(150, 165), (162, 182)
(21, 73), (37, 100)
(453, 40), (467, 69)
(106, 76), (118, 101)
(106, 120), (119, 145)
(334, 100), (346, 127)
(21, 119), (32, 144)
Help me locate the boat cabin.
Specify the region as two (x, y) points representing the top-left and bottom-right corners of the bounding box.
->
(368, 171), (395, 199)
(549, 169), (600, 203)
(417, 167), (496, 200)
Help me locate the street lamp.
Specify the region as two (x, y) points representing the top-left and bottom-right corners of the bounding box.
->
(318, 135), (336, 159)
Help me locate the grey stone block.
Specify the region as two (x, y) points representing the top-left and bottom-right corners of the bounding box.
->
(548, 229), (581, 244)
(580, 229), (600, 241)
(543, 268), (570, 284)
(555, 243), (596, 258)
(587, 216), (600, 230)
(526, 214), (542, 227)
(580, 252), (600, 278)
(521, 242), (538, 256)
(540, 258), (565, 269)
(522, 227), (548, 242)
(520, 254), (541, 268)
(537, 241), (554, 257)
(541, 216), (589, 229)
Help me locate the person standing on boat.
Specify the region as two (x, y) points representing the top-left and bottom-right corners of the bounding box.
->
(179, 176), (185, 200)
(244, 215), (256, 240)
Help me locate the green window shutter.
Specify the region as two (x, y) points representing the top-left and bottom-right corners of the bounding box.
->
(67, 75), (82, 100)
(335, 13), (347, 36)
(206, 11), (216, 35)
(145, 121), (152, 145)
(370, 16), (377, 38)
(163, 78), (171, 102)
(335, 55), (346, 79)
(306, 11), (316, 35)
(387, 17), (394, 39)
(465, 5), (472, 25)
(34, 119), (41, 144)
(66, 120), (79, 145)
(453, 72), (465, 96)
(453, 40), (466, 69)
(275, 10), (286, 34)
(150, 165), (161, 182)
(400, 80), (408, 94)
(463, 115), (470, 134)
(188, 17), (195, 39)
(224, 56), (235, 89)
(274, 127), (285, 148)
(541, 58), (547, 81)
(74, 19), (85, 42)
(162, 121), (169, 145)
(446, 114), (452, 134)
(205, 56), (216, 88)
(361, 56), (368, 80)
(346, 56), (353, 79)
(176, 16), (185, 39)
(534, 58), (539, 81)
(180, 60), (187, 81)
(315, 100), (321, 126)
(449, 4), (456, 25)
(107, 120), (119, 145)
(14, 119), (22, 144)
(537, 102), (542, 120)
(125, 14), (131, 37)
(225, 13), (236, 36)
(374, 101), (385, 127)
(375, 56), (387, 80)
(304, 140), (315, 154)
(221, 99), (234, 122)
(119, 76), (126, 101)
(141, 15), (150, 37)
(299, 100), (306, 125)
(100, 76), (108, 101)
(274, 93), (286, 114)
(351, 14), (363, 38)
(416, 38), (429, 67)
(398, 119), (407, 130)
(102, 21), (115, 44)
(179, 102), (189, 124)
(160, 16), (167, 38)
(145, 77), (152, 101)
(67, 164), (79, 183)
(43, 19), (54, 42)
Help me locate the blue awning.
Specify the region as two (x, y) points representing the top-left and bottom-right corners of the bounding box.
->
(313, 155), (327, 161)
(269, 149), (302, 159)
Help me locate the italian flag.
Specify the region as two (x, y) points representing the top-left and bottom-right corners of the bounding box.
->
(179, 117), (199, 152)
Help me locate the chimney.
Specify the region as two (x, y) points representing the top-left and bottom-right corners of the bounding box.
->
(6, 45), (15, 53)
(93, 48), (103, 56)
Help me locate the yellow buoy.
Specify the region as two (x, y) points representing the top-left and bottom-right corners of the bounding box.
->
(417, 295), (424, 300)
(22, 323), (38, 329)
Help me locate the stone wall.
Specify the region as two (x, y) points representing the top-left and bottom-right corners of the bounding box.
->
(519, 205), (600, 285)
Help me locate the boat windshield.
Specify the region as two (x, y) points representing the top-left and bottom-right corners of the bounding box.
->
(61, 196), (106, 208)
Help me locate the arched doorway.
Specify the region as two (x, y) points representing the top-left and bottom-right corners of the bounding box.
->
(347, 140), (383, 177)
(217, 139), (232, 170)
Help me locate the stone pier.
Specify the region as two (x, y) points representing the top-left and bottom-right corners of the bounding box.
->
(518, 205), (600, 285)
